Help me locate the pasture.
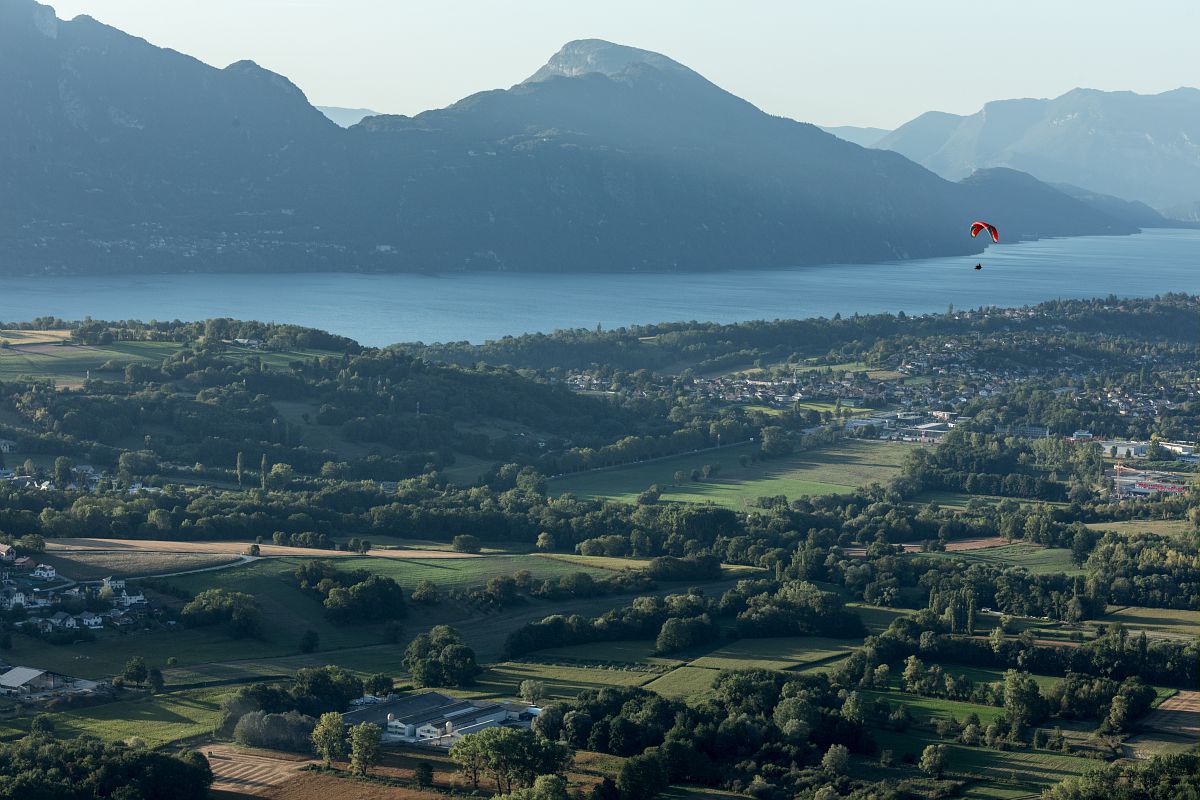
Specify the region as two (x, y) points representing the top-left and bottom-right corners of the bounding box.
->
(1085, 519), (1194, 539)
(863, 690), (1005, 726)
(464, 660), (658, 700)
(642, 666), (722, 700)
(1094, 605), (1200, 640)
(920, 543), (1081, 575)
(549, 440), (913, 509)
(689, 637), (858, 671)
(870, 729), (1096, 795)
(42, 686), (230, 747)
(0, 338), (180, 384)
(38, 550), (240, 581)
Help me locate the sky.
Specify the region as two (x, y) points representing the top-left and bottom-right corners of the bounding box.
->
(47, 0), (1200, 129)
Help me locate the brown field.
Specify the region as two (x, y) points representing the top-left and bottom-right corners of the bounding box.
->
(1140, 690), (1200, 740)
(265, 772), (436, 800)
(0, 329), (72, 345)
(259, 746), (620, 800)
(205, 745), (315, 797)
(46, 538), (479, 561)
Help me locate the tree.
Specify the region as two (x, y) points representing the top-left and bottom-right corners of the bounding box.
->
(148, 667), (165, 694)
(404, 626), (481, 688)
(235, 451), (245, 488)
(299, 630), (320, 653)
(348, 722), (382, 776)
(919, 743), (947, 778)
(267, 463), (294, 491)
(123, 656), (149, 686)
(311, 712), (346, 767)
(414, 760), (435, 788)
(617, 752), (668, 800)
(260, 454), (269, 490)
(364, 673), (393, 696)
(412, 579), (440, 604)
(53, 456), (74, 487)
(450, 727), (572, 794)
(501, 774), (570, 800)
(519, 679), (546, 705)
(536, 532), (556, 552)
(821, 743), (849, 775)
(30, 714), (55, 736)
(452, 534), (482, 554)
(1003, 669), (1044, 732)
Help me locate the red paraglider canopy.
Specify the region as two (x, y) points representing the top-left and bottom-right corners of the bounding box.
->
(970, 221), (999, 243)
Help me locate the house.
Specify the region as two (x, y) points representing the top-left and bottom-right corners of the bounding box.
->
(23, 592), (52, 610)
(101, 576), (126, 592)
(0, 667), (63, 694)
(11, 557), (34, 572)
(0, 588), (26, 610)
(0, 439), (15, 454)
(48, 611), (77, 629)
(77, 611), (104, 629)
(31, 564), (56, 581)
(0, 545), (13, 562)
(115, 589), (147, 609)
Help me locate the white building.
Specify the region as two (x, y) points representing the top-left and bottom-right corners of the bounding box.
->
(31, 564), (56, 581)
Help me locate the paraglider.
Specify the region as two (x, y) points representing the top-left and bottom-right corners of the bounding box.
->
(970, 221), (999, 243)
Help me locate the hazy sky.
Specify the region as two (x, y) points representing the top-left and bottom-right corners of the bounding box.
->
(48, 0), (1200, 128)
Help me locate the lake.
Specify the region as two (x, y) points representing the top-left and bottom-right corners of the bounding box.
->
(0, 229), (1196, 346)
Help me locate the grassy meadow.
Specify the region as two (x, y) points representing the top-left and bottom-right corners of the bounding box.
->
(39, 686), (230, 748)
(1093, 605), (1200, 640)
(1085, 519), (1194, 539)
(549, 440), (913, 509)
(920, 543), (1081, 575)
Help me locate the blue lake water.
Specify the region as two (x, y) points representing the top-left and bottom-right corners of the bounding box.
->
(0, 229), (1196, 346)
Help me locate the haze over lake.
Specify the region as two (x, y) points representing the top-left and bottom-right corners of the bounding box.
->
(1, 229), (1196, 347)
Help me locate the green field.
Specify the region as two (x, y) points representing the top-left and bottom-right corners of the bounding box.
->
(540, 553), (765, 579)
(911, 663), (1061, 693)
(0, 338), (340, 385)
(851, 603), (913, 633)
(462, 661), (658, 701)
(689, 637), (858, 671)
(1085, 519), (1194, 539)
(550, 440), (914, 509)
(533, 640), (685, 667)
(910, 491), (1068, 511)
(41, 686), (230, 747)
(0, 340), (181, 383)
(38, 550), (239, 581)
(643, 667), (722, 700)
(871, 729), (1096, 794)
(862, 690), (1005, 726)
(920, 544), (1081, 575)
(1093, 605), (1200, 640)
(315, 553), (622, 590)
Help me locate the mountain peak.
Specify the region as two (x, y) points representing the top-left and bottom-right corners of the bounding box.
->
(524, 39), (691, 84)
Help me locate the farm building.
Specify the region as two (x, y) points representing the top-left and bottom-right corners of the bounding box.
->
(343, 691), (535, 746)
(0, 667), (64, 694)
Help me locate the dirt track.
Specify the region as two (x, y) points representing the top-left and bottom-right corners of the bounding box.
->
(46, 537), (478, 560)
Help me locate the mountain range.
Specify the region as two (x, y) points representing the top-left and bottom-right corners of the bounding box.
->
(0, 0), (1176, 275)
(877, 88), (1200, 213)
